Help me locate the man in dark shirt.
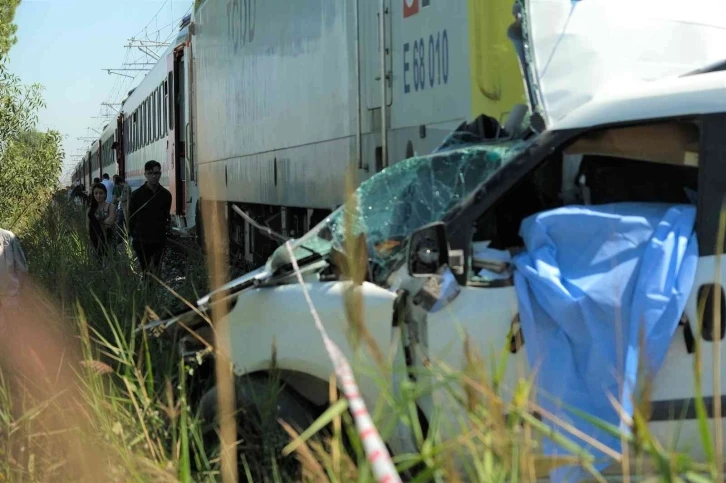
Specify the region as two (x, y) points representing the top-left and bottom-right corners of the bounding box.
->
(128, 160), (172, 278)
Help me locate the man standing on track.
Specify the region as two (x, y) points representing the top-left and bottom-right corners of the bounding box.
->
(0, 227), (27, 336)
(128, 160), (172, 279)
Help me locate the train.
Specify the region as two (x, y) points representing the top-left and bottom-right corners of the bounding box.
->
(72, 0), (527, 266)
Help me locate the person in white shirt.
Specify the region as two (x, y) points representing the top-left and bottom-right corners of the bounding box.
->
(101, 173), (115, 204)
(0, 228), (28, 334)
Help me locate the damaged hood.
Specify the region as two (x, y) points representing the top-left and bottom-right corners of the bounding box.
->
(519, 0), (726, 128)
(138, 265), (272, 333)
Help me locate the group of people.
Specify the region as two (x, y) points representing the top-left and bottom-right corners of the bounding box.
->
(84, 160), (172, 278)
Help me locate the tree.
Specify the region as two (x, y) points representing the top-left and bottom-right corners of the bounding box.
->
(0, 0), (64, 230)
(0, 0), (43, 159)
(0, 66), (45, 158)
(0, 0), (20, 60)
(0, 129), (64, 229)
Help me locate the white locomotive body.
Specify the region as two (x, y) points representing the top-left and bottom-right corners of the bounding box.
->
(191, 0), (525, 263)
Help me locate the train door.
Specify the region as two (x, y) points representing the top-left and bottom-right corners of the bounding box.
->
(167, 47), (187, 219)
(183, 41), (196, 229)
(86, 153), (92, 187)
(361, 0), (393, 170)
(167, 53), (178, 216)
(97, 140), (102, 179)
(174, 47), (186, 218)
(115, 114), (125, 178)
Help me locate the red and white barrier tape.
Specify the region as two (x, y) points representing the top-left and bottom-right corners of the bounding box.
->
(285, 242), (402, 483)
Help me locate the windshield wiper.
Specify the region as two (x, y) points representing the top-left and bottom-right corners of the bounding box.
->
(231, 205), (318, 257)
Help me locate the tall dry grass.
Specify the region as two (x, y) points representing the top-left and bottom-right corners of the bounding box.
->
(0, 189), (722, 482)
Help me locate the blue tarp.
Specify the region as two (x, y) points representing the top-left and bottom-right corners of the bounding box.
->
(512, 202), (699, 482)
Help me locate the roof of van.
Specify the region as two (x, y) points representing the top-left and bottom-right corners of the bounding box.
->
(551, 70), (726, 131)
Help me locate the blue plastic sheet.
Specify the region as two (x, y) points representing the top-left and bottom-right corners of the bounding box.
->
(512, 202), (698, 482)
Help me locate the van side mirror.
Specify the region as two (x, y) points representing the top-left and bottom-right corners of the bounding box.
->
(408, 222), (450, 277)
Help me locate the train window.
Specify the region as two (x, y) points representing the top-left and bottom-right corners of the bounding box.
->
(148, 98), (151, 144)
(163, 80), (168, 135)
(152, 90), (156, 141)
(150, 95), (154, 141)
(152, 90), (157, 141)
(139, 102), (146, 148)
(159, 88), (163, 139)
(146, 99), (150, 145)
(168, 72), (174, 131)
(144, 100), (148, 146)
(148, 98), (152, 144)
(147, 97), (152, 144)
(150, 93), (154, 142)
(144, 100), (148, 147)
(155, 86), (160, 139)
(140, 104), (144, 148)
(157, 87), (162, 139)
(158, 90), (162, 141)
(422, 0), (430, 6)
(153, 92), (157, 140)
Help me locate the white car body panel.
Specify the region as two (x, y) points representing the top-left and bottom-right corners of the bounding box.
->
(225, 276), (399, 412)
(421, 261), (726, 466)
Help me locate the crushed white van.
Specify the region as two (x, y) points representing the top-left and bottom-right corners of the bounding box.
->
(145, 0), (726, 480)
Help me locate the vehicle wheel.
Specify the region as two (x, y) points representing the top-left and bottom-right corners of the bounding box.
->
(197, 375), (319, 482)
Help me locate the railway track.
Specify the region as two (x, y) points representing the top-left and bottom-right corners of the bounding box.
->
(163, 234), (251, 283)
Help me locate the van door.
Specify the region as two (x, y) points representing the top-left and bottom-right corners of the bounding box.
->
(418, 113), (726, 475)
(658, 112), (726, 463)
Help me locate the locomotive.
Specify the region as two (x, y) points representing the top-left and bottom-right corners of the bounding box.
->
(72, 0), (526, 265)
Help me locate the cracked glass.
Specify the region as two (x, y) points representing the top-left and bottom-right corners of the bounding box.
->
(277, 138), (531, 283)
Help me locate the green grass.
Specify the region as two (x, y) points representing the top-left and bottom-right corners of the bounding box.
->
(0, 190), (721, 482)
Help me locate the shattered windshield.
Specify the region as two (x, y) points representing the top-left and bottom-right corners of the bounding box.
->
(280, 139), (529, 282)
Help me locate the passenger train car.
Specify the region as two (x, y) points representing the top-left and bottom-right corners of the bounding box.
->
(72, 0), (526, 265)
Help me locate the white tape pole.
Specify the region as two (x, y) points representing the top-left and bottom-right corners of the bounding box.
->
(285, 242), (402, 483)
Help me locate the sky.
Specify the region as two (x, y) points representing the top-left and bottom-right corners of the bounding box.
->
(8, 0), (193, 185)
